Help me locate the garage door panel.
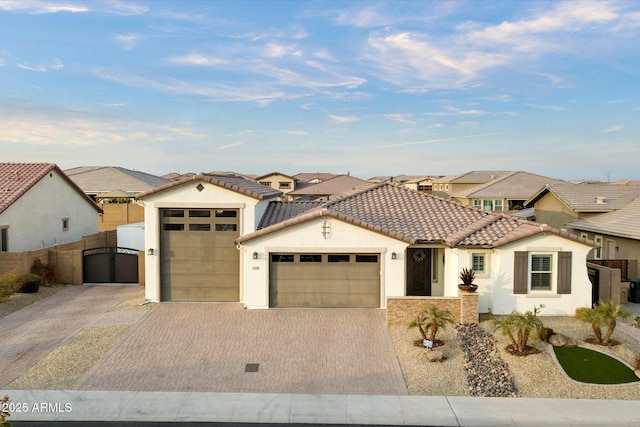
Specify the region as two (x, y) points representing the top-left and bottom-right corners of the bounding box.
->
(269, 253), (380, 308)
(160, 208), (240, 302)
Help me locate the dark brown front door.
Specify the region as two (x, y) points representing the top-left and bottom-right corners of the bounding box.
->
(406, 248), (432, 296)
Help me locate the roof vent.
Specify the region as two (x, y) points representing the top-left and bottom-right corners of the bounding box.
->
(595, 196), (607, 204)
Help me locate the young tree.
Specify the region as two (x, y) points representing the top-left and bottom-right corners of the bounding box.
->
(422, 304), (456, 343)
(492, 307), (546, 355)
(576, 301), (631, 345)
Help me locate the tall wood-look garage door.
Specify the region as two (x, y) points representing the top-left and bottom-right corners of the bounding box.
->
(160, 208), (239, 302)
(269, 253), (380, 308)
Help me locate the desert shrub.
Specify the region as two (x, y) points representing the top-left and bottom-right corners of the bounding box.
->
(18, 273), (42, 294)
(0, 270), (23, 302)
(30, 259), (56, 285)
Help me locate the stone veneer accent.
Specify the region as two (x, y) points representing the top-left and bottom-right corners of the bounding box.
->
(386, 292), (479, 326)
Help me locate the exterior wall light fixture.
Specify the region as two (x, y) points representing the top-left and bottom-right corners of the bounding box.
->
(147, 248), (155, 256)
(253, 252), (259, 260)
(391, 252), (397, 260)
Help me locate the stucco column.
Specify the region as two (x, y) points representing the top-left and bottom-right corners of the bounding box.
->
(458, 291), (479, 324)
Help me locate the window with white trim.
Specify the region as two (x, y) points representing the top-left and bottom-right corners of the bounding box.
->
(0, 227), (7, 252)
(62, 218), (69, 231)
(530, 254), (553, 291)
(594, 235), (603, 259)
(471, 253), (487, 275)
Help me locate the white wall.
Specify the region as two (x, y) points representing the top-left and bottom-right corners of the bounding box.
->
(139, 179), (276, 302)
(239, 216), (409, 308)
(488, 233), (592, 316)
(0, 170), (98, 252)
(117, 222), (145, 250)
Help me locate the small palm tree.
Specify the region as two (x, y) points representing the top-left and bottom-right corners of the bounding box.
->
(492, 307), (546, 355)
(408, 312), (429, 341)
(422, 304), (456, 343)
(576, 301), (631, 345)
(599, 300), (631, 345)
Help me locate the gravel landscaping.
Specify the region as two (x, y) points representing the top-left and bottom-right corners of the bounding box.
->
(388, 315), (640, 400)
(0, 284), (67, 319)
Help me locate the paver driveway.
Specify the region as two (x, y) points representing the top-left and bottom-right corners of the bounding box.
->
(76, 303), (408, 395)
(0, 285), (141, 387)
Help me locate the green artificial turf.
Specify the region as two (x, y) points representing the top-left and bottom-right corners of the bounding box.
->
(553, 346), (639, 384)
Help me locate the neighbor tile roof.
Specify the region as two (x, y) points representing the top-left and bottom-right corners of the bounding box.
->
(65, 166), (170, 193)
(287, 175), (369, 196)
(525, 182), (640, 212)
(1, 162), (101, 214)
(254, 171), (295, 181)
(568, 196), (640, 240)
(238, 182), (593, 248)
(136, 173), (282, 200)
(434, 171), (511, 184)
(292, 172), (338, 183)
(456, 171), (566, 199)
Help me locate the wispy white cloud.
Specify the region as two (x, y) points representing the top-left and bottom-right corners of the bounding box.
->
(169, 54), (227, 66)
(602, 125), (623, 133)
(533, 72), (564, 86)
(215, 142), (243, 151)
(281, 130), (309, 136)
(114, 33), (143, 50)
(423, 106), (489, 117)
(525, 103), (567, 111)
(384, 114), (416, 124)
(373, 131), (505, 150)
(606, 99), (630, 104)
(328, 114), (360, 123)
(16, 58), (63, 72)
(263, 42), (302, 58)
(0, 0), (147, 15)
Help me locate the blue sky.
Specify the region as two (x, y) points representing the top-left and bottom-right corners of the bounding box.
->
(1, 0), (639, 181)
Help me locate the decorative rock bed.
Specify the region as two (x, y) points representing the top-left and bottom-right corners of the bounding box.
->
(457, 323), (519, 397)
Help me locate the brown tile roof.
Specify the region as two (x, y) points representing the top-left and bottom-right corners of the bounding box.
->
(238, 182), (594, 248)
(258, 200), (324, 229)
(254, 171), (295, 181)
(65, 166), (170, 193)
(136, 172), (282, 200)
(292, 172), (338, 183)
(434, 170), (511, 184)
(1, 162), (101, 214)
(525, 182), (640, 212)
(287, 175), (369, 196)
(456, 171), (566, 199)
(568, 196), (640, 240)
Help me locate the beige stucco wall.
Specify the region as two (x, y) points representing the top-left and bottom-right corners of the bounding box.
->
(239, 216), (409, 308)
(489, 233), (593, 315)
(139, 179), (276, 303)
(257, 174), (295, 194)
(573, 230), (640, 278)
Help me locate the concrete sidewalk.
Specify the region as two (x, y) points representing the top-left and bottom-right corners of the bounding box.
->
(3, 389), (640, 426)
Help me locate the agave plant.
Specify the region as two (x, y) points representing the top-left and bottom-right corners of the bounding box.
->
(459, 267), (476, 286)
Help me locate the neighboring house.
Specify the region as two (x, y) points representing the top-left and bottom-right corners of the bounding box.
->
(432, 171), (511, 199)
(254, 172), (297, 194)
(137, 173), (282, 302)
(292, 172), (337, 184)
(566, 197), (640, 278)
(454, 171), (566, 212)
(237, 183), (594, 315)
(286, 175), (371, 200)
(0, 162), (101, 252)
(524, 182), (640, 231)
(402, 176), (441, 193)
(66, 166), (171, 200)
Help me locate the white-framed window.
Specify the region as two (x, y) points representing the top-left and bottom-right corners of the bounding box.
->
(530, 253), (553, 291)
(62, 218), (69, 231)
(494, 200), (503, 211)
(594, 235), (603, 259)
(445, 184), (449, 191)
(259, 181), (271, 187)
(471, 253), (487, 275)
(473, 199), (481, 209)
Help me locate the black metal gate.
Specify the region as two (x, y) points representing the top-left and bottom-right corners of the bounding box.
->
(83, 247), (139, 283)
(588, 266), (599, 307)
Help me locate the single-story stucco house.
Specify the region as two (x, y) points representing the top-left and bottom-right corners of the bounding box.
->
(138, 173), (596, 315)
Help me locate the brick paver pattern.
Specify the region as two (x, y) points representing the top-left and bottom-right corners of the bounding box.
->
(0, 285), (140, 387)
(76, 303), (409, 395)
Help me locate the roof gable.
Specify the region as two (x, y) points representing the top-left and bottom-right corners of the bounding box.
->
(287, 175), (369, 196)
(238, 182), (594, 248)
(65, 166), (170, 193)
(457, 171), (566, 199)
(254, 171), (295, 181)
(526, 182), (640, 211)
(1, 162), (101, 215)
(136, 173), (282, 200)
(434, 171), (511, 184)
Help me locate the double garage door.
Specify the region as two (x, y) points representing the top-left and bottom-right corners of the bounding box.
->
(269, 253), (381, 308)
(160, 208), (239, 302)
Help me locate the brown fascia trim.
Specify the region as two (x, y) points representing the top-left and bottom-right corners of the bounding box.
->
(236, 206), (414, 244)
(442, 212), (504, 247)
(491, 222), (598, 248)
(136, 173), (278, 201)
